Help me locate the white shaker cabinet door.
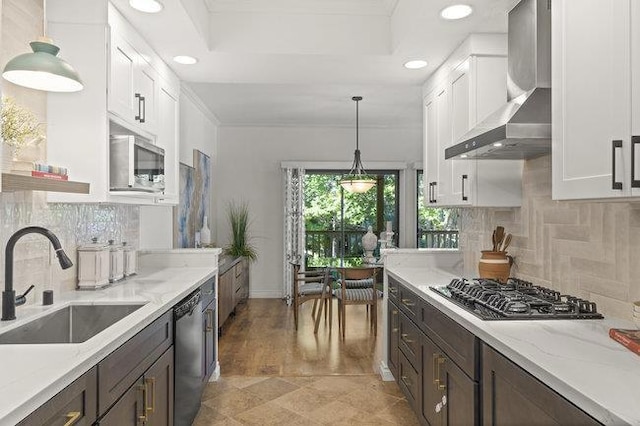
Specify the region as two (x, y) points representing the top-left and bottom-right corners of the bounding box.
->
(424, 97), (438, 206)
(631, 0), (640, 195)
(552, 0), (631, 200)
(109, 34), (138, 123)
(434, 86), (452, 204)
(449, 63), (474, 205)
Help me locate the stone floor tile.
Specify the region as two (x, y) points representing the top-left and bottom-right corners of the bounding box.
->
(242, 377), (300, 401)
(201, 388), (267, 418)
(232, 400), (318, 425)
(272, 386), (335, 415)
(376, 399), (422, 425)
(339, 387), (402, 415)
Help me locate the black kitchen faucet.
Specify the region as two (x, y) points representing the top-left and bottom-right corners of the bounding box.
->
(1, 226), (73, 321)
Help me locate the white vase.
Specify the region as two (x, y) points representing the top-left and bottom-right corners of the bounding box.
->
(362, 226), (377, 263)
(201, 215), (211, 245)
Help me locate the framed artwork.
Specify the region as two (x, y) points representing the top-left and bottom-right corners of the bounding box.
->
(193, 149), (212, 236)
(174, 162), (195, 248)
(173, 150), (212, 248)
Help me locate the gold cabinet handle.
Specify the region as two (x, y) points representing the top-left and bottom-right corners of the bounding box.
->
(434, 355), (446, 390)
(433, 353), (440, 387)
(400, 375), (412, 388)
(145, 377), (156, 414)
(389, 287), (398, 294)
(206, 309), (214, 332)
(138, 384), (148, 424)
(63, 411), (81, 426)
(401, 298), (415, 307)
(401, 333), (414, 344)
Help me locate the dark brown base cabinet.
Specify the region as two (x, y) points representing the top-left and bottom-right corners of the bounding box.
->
(218, 257), (250, 331)
(482, 344), (600, 426)
(18, 311), (175, 426)
(17, 367), (97, 426)
(387, 277), (599, 426)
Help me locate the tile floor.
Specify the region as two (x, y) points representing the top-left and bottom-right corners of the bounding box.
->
(195, 375), (420, 425)
(195, 299), (421, 425)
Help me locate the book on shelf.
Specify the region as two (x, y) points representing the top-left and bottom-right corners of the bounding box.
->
(10, 170), (69, 181)
(609, 328), (640, 356)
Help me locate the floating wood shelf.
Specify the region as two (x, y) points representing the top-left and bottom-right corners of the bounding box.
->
(1, 173), (90, 194)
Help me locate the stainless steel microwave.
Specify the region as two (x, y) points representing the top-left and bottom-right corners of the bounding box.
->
(109, 135), (165, 193)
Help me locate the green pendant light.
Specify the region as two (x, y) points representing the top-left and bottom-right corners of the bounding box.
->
(2, 37), (83, 93)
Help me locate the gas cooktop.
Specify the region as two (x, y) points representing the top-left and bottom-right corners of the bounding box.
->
(430, 278), (604, 320)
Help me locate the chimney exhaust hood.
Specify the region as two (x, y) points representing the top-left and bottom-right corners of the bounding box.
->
(445, 0), (551, 160)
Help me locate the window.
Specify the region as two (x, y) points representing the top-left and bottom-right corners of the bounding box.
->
(416, 170), (459, 248)
(304, 171), (399, 267)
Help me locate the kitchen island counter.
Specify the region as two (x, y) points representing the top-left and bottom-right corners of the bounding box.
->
(386, 264), (640, 425)
(0, 249), (221, 425)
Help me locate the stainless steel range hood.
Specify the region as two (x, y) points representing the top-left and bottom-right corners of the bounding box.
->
(445, 0), (551, 160)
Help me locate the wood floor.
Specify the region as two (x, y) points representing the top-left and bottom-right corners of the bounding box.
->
(195, 298), (420, 425)
(218, 298), (382, 376)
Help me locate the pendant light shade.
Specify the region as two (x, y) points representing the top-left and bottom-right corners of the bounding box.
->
(340, 96), (376, 193)
(2, 39), (83, 93)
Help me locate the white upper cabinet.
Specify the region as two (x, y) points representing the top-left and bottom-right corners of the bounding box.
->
(108, 7), (159, 135)
(552, 0), (633, 200)
(46, 1), (179, 205)
(423, 34), (522, 207)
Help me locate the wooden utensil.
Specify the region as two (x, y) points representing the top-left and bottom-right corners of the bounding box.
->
(491, 230), (497, 251)
(495, 226), (505, 249)
(500, 234), (512, 252)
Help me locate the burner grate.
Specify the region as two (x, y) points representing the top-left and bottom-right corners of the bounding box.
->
(430, 278), (604, 320)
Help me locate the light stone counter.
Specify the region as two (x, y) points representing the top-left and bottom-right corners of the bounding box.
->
(386, 263), (640, 426)
(0, 249), (221, 425)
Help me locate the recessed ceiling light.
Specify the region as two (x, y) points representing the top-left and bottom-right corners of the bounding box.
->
(493, 142), (503, 147)
(460, 154), (468, 158)
(404, 60), (428, 70)
(440, 4), (473, 20)
(129, 0), (163, 13)
(173, 55), (198, 65)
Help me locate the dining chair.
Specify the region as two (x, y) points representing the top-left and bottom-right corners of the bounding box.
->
(335, 266), (379, 339)
(290, 263), (333, 333)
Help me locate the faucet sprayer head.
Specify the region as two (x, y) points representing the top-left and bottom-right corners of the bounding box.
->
(55, 248), (73, 269)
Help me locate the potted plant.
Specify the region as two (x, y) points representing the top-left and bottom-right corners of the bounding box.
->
(1, 96), (45, 170)
(223, 201), (258, 261)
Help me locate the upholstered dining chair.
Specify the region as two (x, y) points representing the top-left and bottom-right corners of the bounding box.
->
(290, 263), (333, 333)
(335, 266), (379, 339)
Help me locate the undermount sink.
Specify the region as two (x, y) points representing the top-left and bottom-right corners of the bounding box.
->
(0, 303), (145, 344)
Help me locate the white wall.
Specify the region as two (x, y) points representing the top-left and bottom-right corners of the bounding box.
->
(215, 125), (422, 298)
(139, 86), (219, 248)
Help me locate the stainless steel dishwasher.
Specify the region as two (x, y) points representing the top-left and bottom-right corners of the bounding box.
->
(174, 289), (203, 426)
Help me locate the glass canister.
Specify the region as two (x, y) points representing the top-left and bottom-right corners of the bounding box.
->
(108, 239), (125, 283)
(77, 237), (110, 289)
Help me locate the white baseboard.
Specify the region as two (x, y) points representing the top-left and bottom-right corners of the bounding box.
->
(379, 361), (395, 382)
(249, 290), (283, 298)
(209, 362), (221, 382)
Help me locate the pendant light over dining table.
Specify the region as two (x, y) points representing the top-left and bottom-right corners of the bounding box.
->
(339, 96), (376, 193)
(2, 0), (83, 93)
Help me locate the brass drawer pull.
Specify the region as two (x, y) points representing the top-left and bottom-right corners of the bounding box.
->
(401, 333), (415, 344)
(401, 298), (415, 307)
(389, 287), (398, 294)
(63, 412), (81, 426)
(145, 377), (156, 414)
(138, 384), (148, 424)
(401, 375), (412, 388)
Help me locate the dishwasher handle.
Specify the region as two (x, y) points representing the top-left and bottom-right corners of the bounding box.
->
(174, 289), (202, 320)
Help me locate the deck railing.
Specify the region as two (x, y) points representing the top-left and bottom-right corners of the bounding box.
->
(304, 229), (458, 267)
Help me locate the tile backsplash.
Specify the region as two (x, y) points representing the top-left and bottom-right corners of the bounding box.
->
(0, 191), (138, 304)
(459, 155), (640, 321)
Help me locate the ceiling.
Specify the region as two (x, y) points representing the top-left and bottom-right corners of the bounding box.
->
(110, 0), (518, 127)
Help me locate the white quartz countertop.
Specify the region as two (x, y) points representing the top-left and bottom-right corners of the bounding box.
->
(386, 265), (640, 426)
(0, 264), (217, 425)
